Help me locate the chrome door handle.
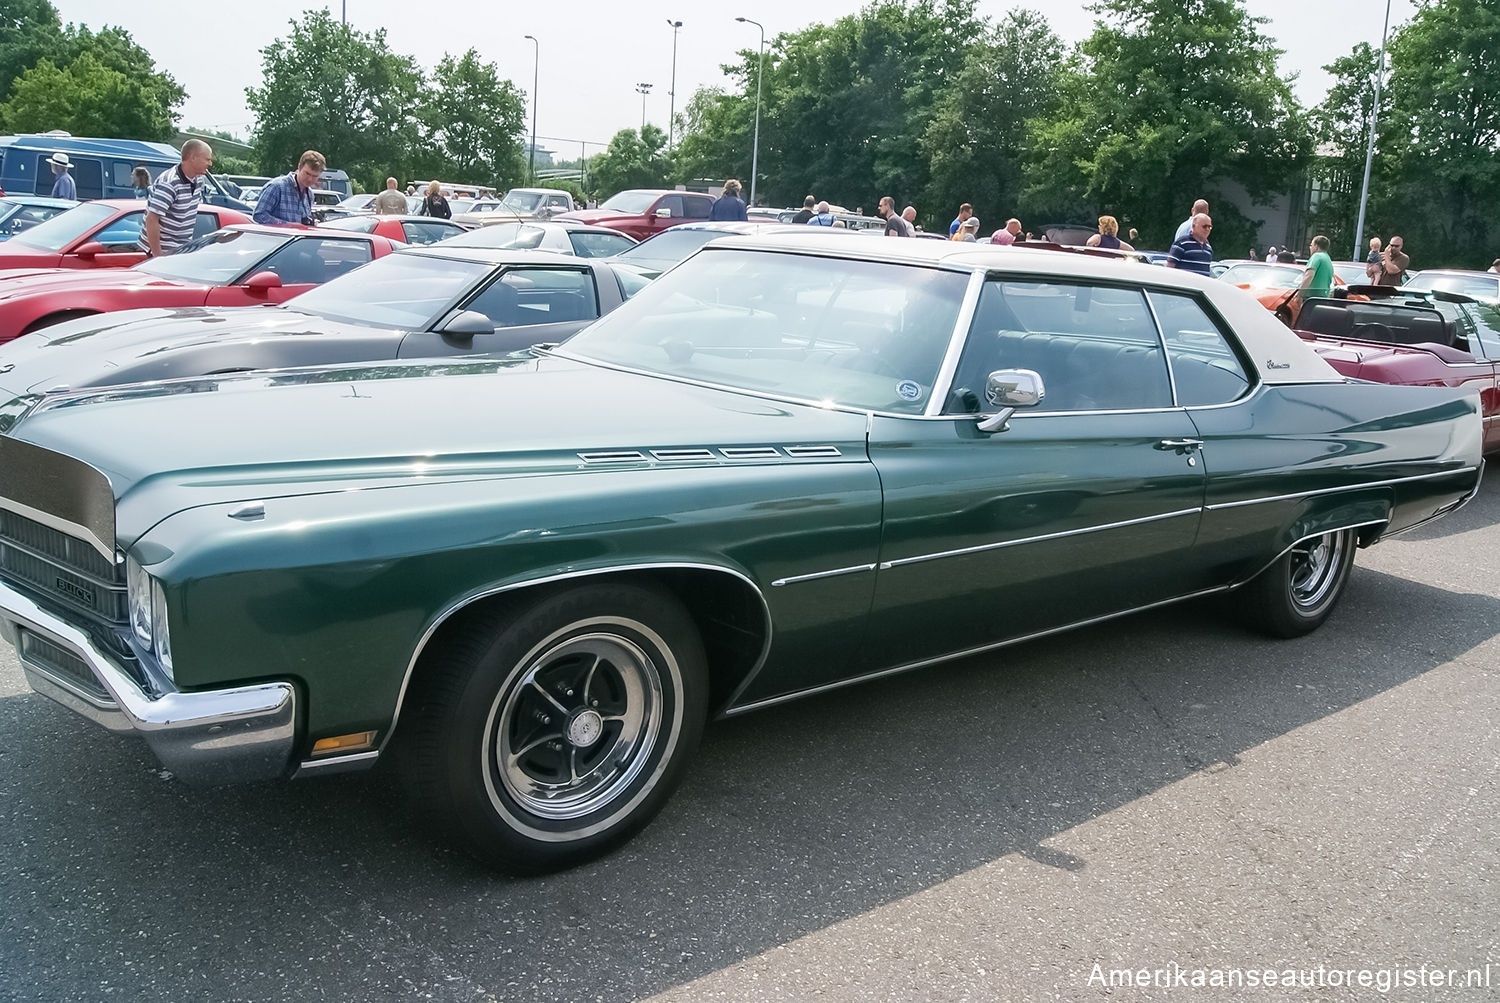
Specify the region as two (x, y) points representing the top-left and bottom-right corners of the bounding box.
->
(1156, 438), (1203, 453)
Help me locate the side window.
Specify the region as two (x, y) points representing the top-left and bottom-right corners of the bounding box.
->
(308, 238), (372, 280)
(73, 159), (103, 200)
(1147, 291), (1253, 406)
(465, 268), (599, 328)
(193, 212), (222, 239)
(400, 221), (458, 245)
(655, 195), (683, 218)
(944, 279), (1173, 413)
(255, 237), (354, 285)
(91, 212), (145, 250)
(684, 196), (713, 220)
(570, 232), (636, 258)
(111, 162), (135, 188)
(547, 195), (570, 210)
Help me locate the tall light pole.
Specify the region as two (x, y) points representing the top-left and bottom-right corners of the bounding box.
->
(666, 20), (683, 151)
(735, 17), (764, 207)
(1352, 0), (1392, 261)
(635, 82), (653, 133)
(524, 35), (539, 184)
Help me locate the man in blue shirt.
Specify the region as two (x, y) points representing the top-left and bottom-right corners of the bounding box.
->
(254, 150), (326, 226)
(48, 153), (76, 200)
(1166, 213), (1214, 275)
(948, 202), (973, 236)
(708, 179), (748, 221)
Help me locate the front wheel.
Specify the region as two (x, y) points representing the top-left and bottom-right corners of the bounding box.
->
(398, 582), (707, 873)
(1241, 528), (1357, 638)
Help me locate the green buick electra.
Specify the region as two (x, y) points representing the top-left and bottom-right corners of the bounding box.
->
(0, 235), (1484, 872)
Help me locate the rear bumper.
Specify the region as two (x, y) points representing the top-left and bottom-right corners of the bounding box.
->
(0, 580), (295, 784)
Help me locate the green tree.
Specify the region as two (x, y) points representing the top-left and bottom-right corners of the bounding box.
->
(246, 10), (423, 186)
(585, 125), (673, 196)
(674, 0), (984, 221)
(921, 9), (1063, 232)
(0, 0), (63, 105)
(1377, 0), (1500, 268)
(420, 49), (527, 188)
(1027, 0), (1309, 254)
(0, 15), (183, 139)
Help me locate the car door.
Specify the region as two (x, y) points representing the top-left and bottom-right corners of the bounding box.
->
(206, 236), (374, 306)
(863, 276), (1207, 670)
(643, 194), (684, 239)
(401, 264), (603, 358)
(1453, 301), (1500, 453)
(64, 211), (148, 268)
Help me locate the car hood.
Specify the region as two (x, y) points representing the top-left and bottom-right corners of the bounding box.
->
(0, 245), (57, 268)
(557, 209), (639, 226)
(0, 305), (381, 395)
(7, 355), (873, 544)
(0, 267), (198, 301)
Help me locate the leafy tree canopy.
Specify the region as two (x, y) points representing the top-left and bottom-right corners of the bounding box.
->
(419, 49), (527, 190)
(585, 125), (673, 196)
(1026, 0), (1308, 253)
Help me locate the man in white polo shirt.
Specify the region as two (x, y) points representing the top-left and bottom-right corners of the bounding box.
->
(142, 139), (214, 257)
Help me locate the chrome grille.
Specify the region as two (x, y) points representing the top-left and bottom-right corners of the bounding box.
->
(19, 627), (110, 702)
(0, 510), (126, 625)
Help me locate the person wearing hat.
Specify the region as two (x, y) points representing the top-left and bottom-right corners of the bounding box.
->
(954, 216), (981, 242)
(48, 152), (76, 200)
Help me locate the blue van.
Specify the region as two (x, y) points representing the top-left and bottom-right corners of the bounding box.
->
(0, 134), (252, 211)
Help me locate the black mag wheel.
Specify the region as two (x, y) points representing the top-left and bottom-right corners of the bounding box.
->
(399, 582), (707, 874)
(1241, 527), (1357, 638)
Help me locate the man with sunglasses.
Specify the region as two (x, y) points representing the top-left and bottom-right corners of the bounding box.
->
(1166, 213), (1213, 276)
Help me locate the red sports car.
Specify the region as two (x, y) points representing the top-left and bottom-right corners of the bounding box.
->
(1294, 289), (1500, 454)
(0, 225), (401, 343)
(554, 189), (715, 240)
(0, 199), (251, 271)
(319, 213), (467, 245)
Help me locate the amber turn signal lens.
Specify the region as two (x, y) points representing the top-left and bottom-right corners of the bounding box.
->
(311, 730), (377, 754)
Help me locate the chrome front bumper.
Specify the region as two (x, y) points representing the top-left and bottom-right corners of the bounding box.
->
(0, 580), (295, 785)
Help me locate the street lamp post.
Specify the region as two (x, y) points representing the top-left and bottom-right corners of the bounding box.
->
(635, 82), (653, 133)
(524, 35), (539, 184)
(735, 17), (764, 207)
(666, 20), (683, 151)
(1352, 0), (1392, 261)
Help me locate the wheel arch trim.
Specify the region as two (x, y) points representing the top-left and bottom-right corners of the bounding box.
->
(313, 561), (773, 771)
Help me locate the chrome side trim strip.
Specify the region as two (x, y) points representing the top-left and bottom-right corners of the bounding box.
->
(784, 445), (843, 458)
(578, 450), (648, 464)
(770, 563), (877, 587)
(720, 447), (781, 459)
(649, 448), (716, 461)
(724, 584), (1233, 716)
(385, 561), (774, 753)
(879, 507), (1202, 570)
(1203, 466), (1482, 511)
(292, 750), (380, 777)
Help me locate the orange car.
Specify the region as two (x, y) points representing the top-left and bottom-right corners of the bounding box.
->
(1219, 261), (1350, 326)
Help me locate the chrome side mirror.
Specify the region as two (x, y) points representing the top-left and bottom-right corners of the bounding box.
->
(976, 368), (1045, 433)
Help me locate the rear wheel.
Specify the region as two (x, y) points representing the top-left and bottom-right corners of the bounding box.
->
(1241, 528), (1357, 637)
(398, 582), (707, 873)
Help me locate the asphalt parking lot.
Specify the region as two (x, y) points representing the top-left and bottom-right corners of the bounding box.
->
(1, 474), (1496, 1002)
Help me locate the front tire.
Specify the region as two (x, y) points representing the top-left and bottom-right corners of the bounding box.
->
(399, 582), (707, 873)
(1241, 528), (1357, 638)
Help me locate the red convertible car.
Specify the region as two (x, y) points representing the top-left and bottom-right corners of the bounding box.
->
(554, 189), (714, 240)
(0, 225), (401, 343)
(1295, 289), (1500, 454)
(0, 199), (251, 272)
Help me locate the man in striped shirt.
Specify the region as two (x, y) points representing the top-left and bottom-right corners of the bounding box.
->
(142, 140), (213, 257)
(1166, 213), (1214, 276)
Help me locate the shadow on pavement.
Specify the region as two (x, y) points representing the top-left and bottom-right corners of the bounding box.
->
(1, 564), (1496, 1002)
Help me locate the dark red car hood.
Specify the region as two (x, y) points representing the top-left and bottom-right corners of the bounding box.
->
(0, 268), (204, 301)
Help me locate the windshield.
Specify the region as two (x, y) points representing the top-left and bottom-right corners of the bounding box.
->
(320, 216), (379, 234)
(287, 251), (491, 328)
(560, 247), (969, 414)
(599, 191), (657, 214)
(135, 229), (289, 284)
(500, 192), (544, 213)
(1220, 263), (1300, 289)
(9, 202), (116, 251)
(1407, 272), (1500, 299)
(439, 223), (545, 249)
(614, 229), (722, 271)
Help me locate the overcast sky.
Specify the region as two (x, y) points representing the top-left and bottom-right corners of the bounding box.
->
(51, 0), (1413, 156)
